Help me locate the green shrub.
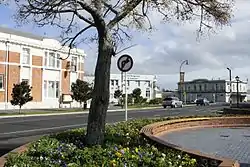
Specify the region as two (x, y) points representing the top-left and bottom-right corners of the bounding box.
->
(149, 98), (162, 105)
(5, 117), (216, 167)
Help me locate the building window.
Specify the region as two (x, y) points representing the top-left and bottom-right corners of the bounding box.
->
(44, 51), (60, 68)
(115, 80), (118, 86)
(44, 80), (60, 98)
(220, 85), (224, 91)
(49, 52), (56, 67)
(204, 84), (207, 91)
(56, 54), (60, 68)
(56, 81), (59, 98)
(137, 81), (140, 87)
(71, 56), (77, 72)
(147, 81), (150, 87)
(44, 52), (48, 66)
(22, 48), (31, 65)
(127, 80), (130, 86)
(111, 80), (114, 86)
(146, 88), (150, 97)
(199, 85), (202, 91)
(0, 74), (3, 89)
(44, 81), (47, 98)
(48, 81), (55, 98)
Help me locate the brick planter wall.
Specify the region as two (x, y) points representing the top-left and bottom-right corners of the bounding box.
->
(140, 116), (250, 167)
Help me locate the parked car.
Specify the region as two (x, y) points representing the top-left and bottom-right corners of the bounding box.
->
(162, 97), (183, 108)
(196, 98), (210, 106)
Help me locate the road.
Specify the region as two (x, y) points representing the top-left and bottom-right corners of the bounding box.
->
(0, 105), (224, 156)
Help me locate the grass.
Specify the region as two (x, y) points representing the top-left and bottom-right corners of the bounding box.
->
(0, 108), (87, 116)
(128, 104), (161, 109)
(0, 105), (162, 116)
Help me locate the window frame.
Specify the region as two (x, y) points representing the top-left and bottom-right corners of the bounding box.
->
(22, 47), (31, 65)
(44, 51), (61, 69)
(44, 80), (60, 99)
(146, 88), (150, 97)
(71, 56), (78, 72)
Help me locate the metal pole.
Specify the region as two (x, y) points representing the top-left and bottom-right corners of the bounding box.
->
(179, 60), (188, 102)
(120, 71), (123, 108)
(124, 72), (128, 121)
(236, 80), (239, 108)
(5, 41), (9, 111)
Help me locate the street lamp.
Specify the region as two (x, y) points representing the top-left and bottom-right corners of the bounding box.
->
(179, 60), (189, 102)
(227, 67), (232, 106)
(235, 76), (240, 108)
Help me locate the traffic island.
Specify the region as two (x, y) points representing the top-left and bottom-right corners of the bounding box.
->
(1, 115), (245, 167)
(140, 116), (250, 167)
(0, 117), (205, 167)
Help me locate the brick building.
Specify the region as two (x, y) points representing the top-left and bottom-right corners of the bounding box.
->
(0, 26), (86, 110)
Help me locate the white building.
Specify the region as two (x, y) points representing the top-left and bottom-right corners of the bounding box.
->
(84, 74), (157, 103)
(178, 78), (248, 103)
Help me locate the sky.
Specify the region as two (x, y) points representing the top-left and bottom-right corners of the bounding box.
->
(0, 1), (250, 90)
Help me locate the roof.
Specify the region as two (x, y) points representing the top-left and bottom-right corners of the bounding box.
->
(0, 26), (44, 41)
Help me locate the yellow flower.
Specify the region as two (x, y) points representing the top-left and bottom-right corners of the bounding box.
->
(135, 148), (138, 153)
(115, 152), (122, 158)
(110, 160), (116, 167)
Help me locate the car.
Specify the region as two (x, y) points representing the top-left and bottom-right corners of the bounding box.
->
(162, 97), (183, 108)
(196, 98), (210, 106)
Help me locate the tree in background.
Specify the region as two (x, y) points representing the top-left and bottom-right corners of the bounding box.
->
(71, 79), (93, 109)
(132, 88), (142, 104)
(12, 0), (233, 145)
(114, 89), (123, 105)
(121, 94), (133, 105)
(10, 81), (33, 114)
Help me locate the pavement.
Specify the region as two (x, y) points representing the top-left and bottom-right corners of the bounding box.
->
(0, 104), (224, 157)
(158, 127), (250, 167)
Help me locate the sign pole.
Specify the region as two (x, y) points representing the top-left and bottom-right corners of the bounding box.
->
(116, 54), (133, 122)
(125, 72), (128, 121)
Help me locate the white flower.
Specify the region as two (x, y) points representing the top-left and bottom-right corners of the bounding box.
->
(178, 155), (181, 159)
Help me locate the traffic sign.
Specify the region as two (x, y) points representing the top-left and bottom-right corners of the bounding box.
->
(117, 54), (133, 72)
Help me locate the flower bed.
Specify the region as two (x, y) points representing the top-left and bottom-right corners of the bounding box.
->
(4, 118), (202, 167)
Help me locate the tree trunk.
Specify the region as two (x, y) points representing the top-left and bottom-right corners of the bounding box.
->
(85, 29), (113, 145)
(19, 106), (21, 114)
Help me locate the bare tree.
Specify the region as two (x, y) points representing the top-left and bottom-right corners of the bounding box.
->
(12, 0), (233, 145)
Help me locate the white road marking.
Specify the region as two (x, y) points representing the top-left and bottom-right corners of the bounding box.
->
(154, 115), (161, 117)
(0, 123), (87, 136)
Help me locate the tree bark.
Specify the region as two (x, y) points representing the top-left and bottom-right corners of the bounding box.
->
(85, 27), (113, 145)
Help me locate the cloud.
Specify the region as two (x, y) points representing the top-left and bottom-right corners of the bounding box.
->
(1, 0), (249, 90)
(104, 0), (250, 89)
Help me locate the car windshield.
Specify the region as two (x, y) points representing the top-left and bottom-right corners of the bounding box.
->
(164, 98), (173, 101)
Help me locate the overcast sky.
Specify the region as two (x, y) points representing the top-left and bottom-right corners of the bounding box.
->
(1, 0), (250, 90)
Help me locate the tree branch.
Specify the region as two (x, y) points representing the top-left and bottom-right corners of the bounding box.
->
(60, 25), (94, 60)
(107, 0), (143, 28)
